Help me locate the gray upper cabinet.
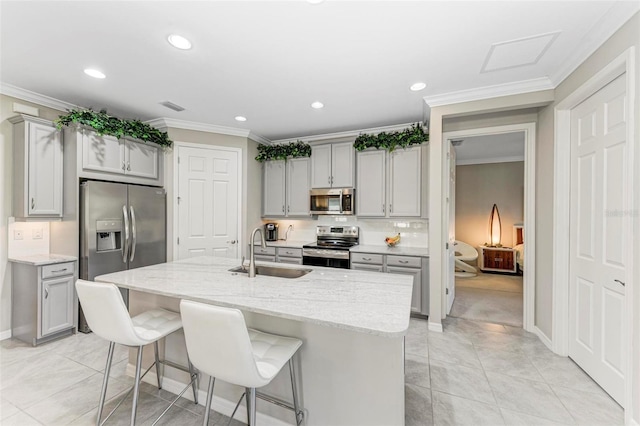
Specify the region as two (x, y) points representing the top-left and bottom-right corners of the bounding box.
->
(82, 131), (159, 180)
(311, 142), (354, 188)
(356, 150), (386, 217)
(263, 158), (310, 217)
(10, 115), (63, 219)
(356, 145), (424, 218)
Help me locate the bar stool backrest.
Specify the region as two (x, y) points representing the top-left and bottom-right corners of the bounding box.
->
(180, 300), (268, 388)
(75, 279), (144, 346)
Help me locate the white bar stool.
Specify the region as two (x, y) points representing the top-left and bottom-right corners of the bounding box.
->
(180, 300), (304, 426)
(76, 280), (198, 426)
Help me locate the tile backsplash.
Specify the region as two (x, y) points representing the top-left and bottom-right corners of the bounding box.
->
(7, 218), (50, 258)
(263, 217), (428, 247)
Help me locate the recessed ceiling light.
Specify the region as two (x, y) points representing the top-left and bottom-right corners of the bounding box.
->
(84, 68), (106, 79)
(168, 34), (192, 50)
(410, 82), (426, 91)
(235, 116), (247, 122)
(311, 101), (324, 109)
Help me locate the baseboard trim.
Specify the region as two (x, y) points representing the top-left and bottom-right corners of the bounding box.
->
(428, 321), (443, 333)
(534, 326), (553, 351)
(0, 329), (12, 341)
(125, 364), (291, 426)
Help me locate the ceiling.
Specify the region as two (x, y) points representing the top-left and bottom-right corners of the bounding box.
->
(1, 1), (638, 142)
(453, 132), (525, 165)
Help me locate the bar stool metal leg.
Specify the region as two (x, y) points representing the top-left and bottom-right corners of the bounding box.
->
(154, 341), (162, 389)
(188, 358), (198, 404)
(288, 359), (303, 425)
(246, 387), (256, 426)
(203, 376), (215, 426)
(131, 345), (144, 426)
(97, 341), (115, 425)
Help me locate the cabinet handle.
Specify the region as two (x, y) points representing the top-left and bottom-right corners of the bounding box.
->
(390, 204), (392, 213)
(51, 268), (68, 273)
(287, 205), (290, 214)
(126, 161), (131, 171)
(282, 205), (285, 213)
(331, 176), (334, 184)
(363, 257), (372, 261)
(44, 287), (49, 299)
(328, 176), (331, 184)
(31, 198), (35, 209)
(122, 161), (126, 171)
(382, 204), (385, 214)
(614, 279), (625, 286)
(399, 260), (409, 264)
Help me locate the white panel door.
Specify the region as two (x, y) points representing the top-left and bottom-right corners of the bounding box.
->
(177, 146), (240, 259)
(389, 146), (421, 217)
(446, 143), (456, 314)
(569, 73), (628, 405)
(356, 150), (386, 217)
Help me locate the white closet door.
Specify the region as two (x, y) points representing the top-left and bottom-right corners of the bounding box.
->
(569, 73), (628, 405)
(177, 146), (240, 259)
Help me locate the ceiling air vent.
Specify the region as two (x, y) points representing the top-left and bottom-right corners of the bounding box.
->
(159, 101), (185, 112)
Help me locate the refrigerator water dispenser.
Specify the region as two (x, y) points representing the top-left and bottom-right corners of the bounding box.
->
(96, 220), (122, 252)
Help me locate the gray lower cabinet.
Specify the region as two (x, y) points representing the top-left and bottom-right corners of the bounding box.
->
(251, 245), (303, 265)
(351, 253), (429, 316)
(12, 261), (77, 346)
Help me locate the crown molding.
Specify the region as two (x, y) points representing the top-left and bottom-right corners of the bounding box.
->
(423, 77), (554, 108)
(548, 1), (640, 86)
(0, 82), (76, 112)
(248, 131), (271, 145)
(270, 122), (424, 145)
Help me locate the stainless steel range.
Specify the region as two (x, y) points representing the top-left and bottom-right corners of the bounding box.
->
(302, 226), (359, 269)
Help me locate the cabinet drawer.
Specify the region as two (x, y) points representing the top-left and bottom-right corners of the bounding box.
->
(351, 263), (384, 273)
(253, 246), (276, 256)
(254, 255), (276, 263)
(278, 257), (303, 265)
(277, 248), (302, 258)
(386, 255), (421, 268)
(42, 262), (75, 279)
(350, 253), (383, 265)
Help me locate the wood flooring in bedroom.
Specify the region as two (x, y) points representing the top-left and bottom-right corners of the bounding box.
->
(451, 271), (523, 327)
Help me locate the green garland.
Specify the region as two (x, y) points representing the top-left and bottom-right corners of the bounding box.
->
(353, 123), (428, 152)
(55, 108), (172, 148)
(255, 141), (311, 162)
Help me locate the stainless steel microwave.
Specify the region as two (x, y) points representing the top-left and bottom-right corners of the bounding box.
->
(310, 188), (355, 215)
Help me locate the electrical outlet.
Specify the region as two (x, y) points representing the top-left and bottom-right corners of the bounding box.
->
(13, 230), (24, 240)
(33, 228), (43, 239)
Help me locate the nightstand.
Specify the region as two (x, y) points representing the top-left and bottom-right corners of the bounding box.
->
(478, 246), (517, 274)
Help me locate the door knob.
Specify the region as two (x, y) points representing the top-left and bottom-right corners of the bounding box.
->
(227, 240), (237, 244)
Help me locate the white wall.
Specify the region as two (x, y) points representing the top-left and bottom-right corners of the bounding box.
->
(455, 162), (524, 250)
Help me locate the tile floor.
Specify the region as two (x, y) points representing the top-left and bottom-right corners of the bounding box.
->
(0, 317), (624, 425)
(451, 271), (523, 327)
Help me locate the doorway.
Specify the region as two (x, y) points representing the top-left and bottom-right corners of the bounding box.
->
(174, 143), (242, 260)
(443, 123), (536, 332)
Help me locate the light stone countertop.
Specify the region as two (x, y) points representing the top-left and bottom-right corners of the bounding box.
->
(95, 256), (413, 337)
(350, 245), (429, 257)
(251, 240), (312, 248)
(9, 253), (78, 266)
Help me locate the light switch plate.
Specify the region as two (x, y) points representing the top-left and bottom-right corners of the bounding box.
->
(33, 228), (43, 239)
(13, 230), (24, 240)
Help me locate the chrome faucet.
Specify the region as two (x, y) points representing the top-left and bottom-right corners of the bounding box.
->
(248, 227), (266, 278)
(284, 224), (293, 241)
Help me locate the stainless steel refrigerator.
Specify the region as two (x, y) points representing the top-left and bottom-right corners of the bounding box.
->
(79, 180), (166, 332)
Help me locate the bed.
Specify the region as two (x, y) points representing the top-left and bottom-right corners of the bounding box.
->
(513, 223), (524, 272)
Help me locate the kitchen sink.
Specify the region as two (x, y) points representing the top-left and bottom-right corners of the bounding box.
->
(228, 265), (313, 279)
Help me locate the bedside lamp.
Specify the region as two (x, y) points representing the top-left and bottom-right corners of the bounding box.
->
(488, 204), (502, 247)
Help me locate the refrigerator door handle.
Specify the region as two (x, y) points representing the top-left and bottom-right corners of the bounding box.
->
(129, 206), (137, 262)
(122, 205), (129, 263)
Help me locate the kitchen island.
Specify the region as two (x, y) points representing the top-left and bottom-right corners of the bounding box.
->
(95, 256), (413, 425)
